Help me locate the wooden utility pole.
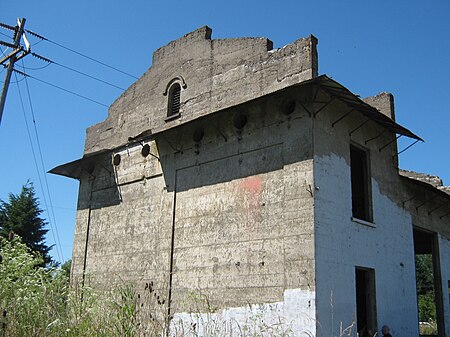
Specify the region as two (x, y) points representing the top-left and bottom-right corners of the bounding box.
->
(0, 18), (30, 126)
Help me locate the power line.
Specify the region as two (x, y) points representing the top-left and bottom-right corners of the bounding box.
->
(14, 69), (109, 107)
(31, 39), (42, 47)
(14, 72), (63, 262)
(0, 73), (26, 84)
(7, 44), (120, 87)
(30, 52), (125, 90)
(0, 31), (12, 40)
(21, 61), (65, 262)
(27, 29), (139, 80)
(52, 205), (77, 211)
(16, 62), (52, 71)
(54, 61), (125, 90)
(0, 46), (9, 57)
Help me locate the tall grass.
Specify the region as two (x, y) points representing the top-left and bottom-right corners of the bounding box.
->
(1, 237), (357, 336)
(0, 237), (143, 337)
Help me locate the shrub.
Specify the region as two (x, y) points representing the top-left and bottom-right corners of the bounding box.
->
(0, 236), (67, 336)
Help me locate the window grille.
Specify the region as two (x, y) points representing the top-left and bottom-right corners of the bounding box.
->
(168, 83), (181, 117)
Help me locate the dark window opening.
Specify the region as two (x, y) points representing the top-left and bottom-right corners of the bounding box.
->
(356, 267), (377, 337)
(413, 228), (444, 336)
(350, 145), (372, 221)
(167, 83), (181, 118)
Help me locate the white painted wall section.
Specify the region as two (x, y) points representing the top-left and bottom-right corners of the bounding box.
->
(314, 153), (419, 337)
(170, 289), (316, 337)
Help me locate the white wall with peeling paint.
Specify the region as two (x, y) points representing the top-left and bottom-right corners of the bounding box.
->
(314, 153), (419, 337)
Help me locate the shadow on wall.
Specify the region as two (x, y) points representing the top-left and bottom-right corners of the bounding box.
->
(155, 89), (313, 193)
(76, 153), (122, 210)
(75, 87), (315, 209)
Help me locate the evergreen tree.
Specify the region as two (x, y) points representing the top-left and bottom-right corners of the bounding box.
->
(0, 182), (52, 265)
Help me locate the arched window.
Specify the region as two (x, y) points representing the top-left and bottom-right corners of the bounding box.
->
(167, 83), (181, 118)
(164, 76), (186, 121)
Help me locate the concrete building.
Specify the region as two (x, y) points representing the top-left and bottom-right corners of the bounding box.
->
(51, 27), (450, 337)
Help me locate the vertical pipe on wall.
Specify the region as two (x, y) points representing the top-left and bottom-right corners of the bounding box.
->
(81, 177), (94, 289)
(166, 169), (178, 334)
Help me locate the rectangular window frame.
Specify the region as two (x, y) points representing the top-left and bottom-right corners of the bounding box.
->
(350, 143), (373, 223)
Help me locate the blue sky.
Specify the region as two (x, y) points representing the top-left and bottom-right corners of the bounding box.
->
(1, 1), (449, 263)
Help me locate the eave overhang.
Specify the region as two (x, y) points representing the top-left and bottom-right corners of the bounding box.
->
(50, 75), (423, 179)
(48, 149), (111, 180)
(399, 170), (450, 202)
(308, 75), (423, 141)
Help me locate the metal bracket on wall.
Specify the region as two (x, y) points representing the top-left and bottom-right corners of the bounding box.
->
(111, 153), (123, 202)
(393, 139), (421, 158)
(428, 203), (446, 216)
(298, 101), (313, 117)
(402, 195), (417, 208)
(439, 210), (450, 220)
(349, 118), (370, 137)
(365, 129), (386, 145)
(332, 108), (355, 127)
(415, 195), (438, 212)
(379, 135), (402, 152)
(313, 96), (336, 117)
(139, 141), (160, 161)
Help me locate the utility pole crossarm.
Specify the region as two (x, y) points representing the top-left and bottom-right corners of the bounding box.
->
(0, 48), (22, 65)
(0, 17), (28, 126)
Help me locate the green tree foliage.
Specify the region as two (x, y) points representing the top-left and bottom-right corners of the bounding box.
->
(416, 254), (434, 295)
(415, 253), (437, 331)
(0, 182), (52, 265)
(418, 293), (436, 323)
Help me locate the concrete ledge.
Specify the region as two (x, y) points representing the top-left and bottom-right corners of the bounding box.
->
(351, 216), (376, 228)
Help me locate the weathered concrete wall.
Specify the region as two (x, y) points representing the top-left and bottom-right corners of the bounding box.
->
(71, 149), (173, 297)
(400, 174), (450, 242)
(312, 93), (420, 337)
(72, 87), (318, 335)
(159, 89), (316, 334)
(84, 26), (318, 154)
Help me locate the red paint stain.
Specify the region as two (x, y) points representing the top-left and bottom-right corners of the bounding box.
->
(238, 176), (263, 225)
(239, 176), (263, 194)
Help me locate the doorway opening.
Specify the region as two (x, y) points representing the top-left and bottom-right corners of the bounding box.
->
(355, 267), (377, 337)
(413, 228), (444, 336)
